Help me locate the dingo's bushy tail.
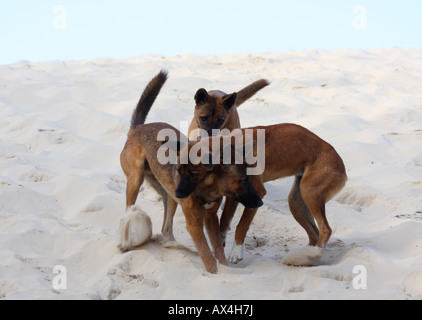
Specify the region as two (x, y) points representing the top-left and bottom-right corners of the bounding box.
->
(130, 69), (168, 129)
(236, 79), (270, 107)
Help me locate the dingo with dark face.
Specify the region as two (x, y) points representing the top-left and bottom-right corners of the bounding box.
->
(119, 70), (262, 273)
(176, 124), (347, 267)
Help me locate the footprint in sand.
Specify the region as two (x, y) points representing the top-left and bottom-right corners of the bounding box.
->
(20, 168), (55, 183)
(335, 179), (381, 209)
(38, 129), (77, 145)
(105, 266), (159, 300)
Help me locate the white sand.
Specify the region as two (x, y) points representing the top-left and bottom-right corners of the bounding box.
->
(0, 49), (421, 300)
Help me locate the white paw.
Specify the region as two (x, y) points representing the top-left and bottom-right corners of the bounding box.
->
(118, 206), (152, 252)
(229, 243), (245, 264)
(282, 246), (323, 266)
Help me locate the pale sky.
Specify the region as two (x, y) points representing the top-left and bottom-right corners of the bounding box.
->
(1, 0), (421, 64)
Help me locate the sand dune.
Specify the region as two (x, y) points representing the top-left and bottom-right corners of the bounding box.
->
(0, 49), (421, 299)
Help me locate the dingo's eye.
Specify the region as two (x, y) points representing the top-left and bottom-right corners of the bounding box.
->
(200, 116), (209, 124)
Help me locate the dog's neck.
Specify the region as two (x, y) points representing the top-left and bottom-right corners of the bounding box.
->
(194, 187), (222, 206)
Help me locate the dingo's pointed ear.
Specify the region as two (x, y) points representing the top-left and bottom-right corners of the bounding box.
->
(222, 92), (237, 111)
(195, 88), (210, 107)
